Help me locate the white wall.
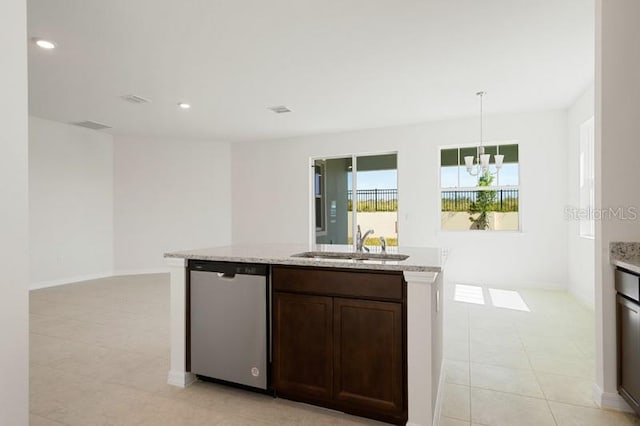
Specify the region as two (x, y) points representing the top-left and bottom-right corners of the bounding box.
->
(594, 0), (640, 410)
(567, 85), (595, 309)
(113, 137), (232, 272)
(29, 117), (114, 288)
(232, 110), (569, 288)
(0, 0), (29, 423)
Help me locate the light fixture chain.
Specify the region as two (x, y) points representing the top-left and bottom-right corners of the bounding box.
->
(477, 91), (485, 156)
(480, 92), (483, 148)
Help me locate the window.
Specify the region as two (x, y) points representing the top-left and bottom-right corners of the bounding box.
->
(579, 117), (595, 238)
(440, 143), (519, 231)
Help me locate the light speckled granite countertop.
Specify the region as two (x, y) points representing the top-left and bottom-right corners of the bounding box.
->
(165, 244), (444, 272)
(611, 242), (640, 275)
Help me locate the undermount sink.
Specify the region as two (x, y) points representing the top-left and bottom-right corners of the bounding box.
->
(291, 251), (409, 261)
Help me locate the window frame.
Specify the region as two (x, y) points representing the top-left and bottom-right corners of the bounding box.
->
(579, 116), (595, 239)
(438, 141), (522, 233)
(314, 161), (327, 236)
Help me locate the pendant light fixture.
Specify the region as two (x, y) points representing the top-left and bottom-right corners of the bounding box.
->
(464, 91), (503, 177)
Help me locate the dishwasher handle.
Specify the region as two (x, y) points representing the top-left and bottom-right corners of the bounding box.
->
(217, 272), (236, 279)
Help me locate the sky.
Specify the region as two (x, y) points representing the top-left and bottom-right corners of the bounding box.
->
(347, 170), (397, 190)
(345, 166), (518, 191)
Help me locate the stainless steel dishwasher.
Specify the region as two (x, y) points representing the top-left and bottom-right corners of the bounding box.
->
(189, 260), (269, 391)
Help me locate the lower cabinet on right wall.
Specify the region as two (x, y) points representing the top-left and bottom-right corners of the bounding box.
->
(616, 268), (640, 416)
(271, 265), (407, 425)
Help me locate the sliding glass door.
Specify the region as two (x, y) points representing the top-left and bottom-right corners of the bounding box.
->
(313, 153), (397, 248)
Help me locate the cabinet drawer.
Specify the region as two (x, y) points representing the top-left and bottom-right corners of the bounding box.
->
(616, 269), (640, 302)
(272, 266), (404, 301)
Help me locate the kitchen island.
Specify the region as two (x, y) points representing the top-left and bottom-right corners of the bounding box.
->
(165, 244), (445, 426)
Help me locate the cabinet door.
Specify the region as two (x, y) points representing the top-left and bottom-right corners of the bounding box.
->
(617, 294), (640, 413)
(272, 292), (333, 402)
(333, 298), (404, 418)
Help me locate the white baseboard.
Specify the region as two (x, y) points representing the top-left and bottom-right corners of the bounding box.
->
(30, 269), (170, 290)
(30, 272), (114, 290)
(432, 360), (445, 426)
(593, 383), (634, 413)
(113, 268), (169, 276)
(167, 371), (196, 388)
(567, 286), (596, 311)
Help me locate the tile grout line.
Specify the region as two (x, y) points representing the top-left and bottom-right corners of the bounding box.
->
(446, 287), (619, 425)
(29, 331), (170, 361)
(30, 411), (70, 426)
(467, 358), (593, 380)
(465, 382), (601, 408)
(517, 322), (559, 426)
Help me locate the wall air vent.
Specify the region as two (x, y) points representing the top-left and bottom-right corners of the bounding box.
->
(71, 120), (112, 130)
(121, 94), (151, 104)
(268, 105), (293, 114)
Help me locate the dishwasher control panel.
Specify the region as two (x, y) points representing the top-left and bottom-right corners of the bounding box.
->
(189, 260), (268, 277)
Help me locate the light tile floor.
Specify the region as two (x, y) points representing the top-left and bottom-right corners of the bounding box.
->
(29, 274), (383, 425)
(29, 274), (640, 425)
(441, 282), (640, 426)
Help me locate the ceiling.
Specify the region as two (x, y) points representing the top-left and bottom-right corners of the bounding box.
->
(27, 0), (594, 142)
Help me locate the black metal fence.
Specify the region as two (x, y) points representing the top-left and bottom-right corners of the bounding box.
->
(441, 189), (519, 212)
(347, 189), (397, 212)
(344, 188), (518, 213)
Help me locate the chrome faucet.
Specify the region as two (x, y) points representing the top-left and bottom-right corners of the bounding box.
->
(380, 236), (387, 254)
(356, 225), (375, 252)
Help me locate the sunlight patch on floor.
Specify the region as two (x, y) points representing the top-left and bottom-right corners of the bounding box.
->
(488, 288), (530, 312)
(454, 284), (530, 312)
(454, 284), (485, 305)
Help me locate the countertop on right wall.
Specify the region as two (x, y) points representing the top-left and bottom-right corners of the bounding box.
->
(611, 242), (640, 274)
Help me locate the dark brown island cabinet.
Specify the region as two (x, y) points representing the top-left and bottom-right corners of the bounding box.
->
(272, 265), (407, 425)
(616, 267), (640, 416)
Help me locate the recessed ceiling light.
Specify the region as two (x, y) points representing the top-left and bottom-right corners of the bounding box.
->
(33, 38), (56, 49)
(177, 102), (191, 109)
(268, 105), (293, 114)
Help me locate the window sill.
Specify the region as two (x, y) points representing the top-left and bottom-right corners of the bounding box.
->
(438, 229), (523, 234)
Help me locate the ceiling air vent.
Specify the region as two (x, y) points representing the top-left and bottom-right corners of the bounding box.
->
(268, 105), (293, 114)
(71, 120), (112, 130)
(121, 94), (151, 104)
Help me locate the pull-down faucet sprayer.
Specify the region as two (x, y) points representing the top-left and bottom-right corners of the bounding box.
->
(356, 225), (375, 252)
